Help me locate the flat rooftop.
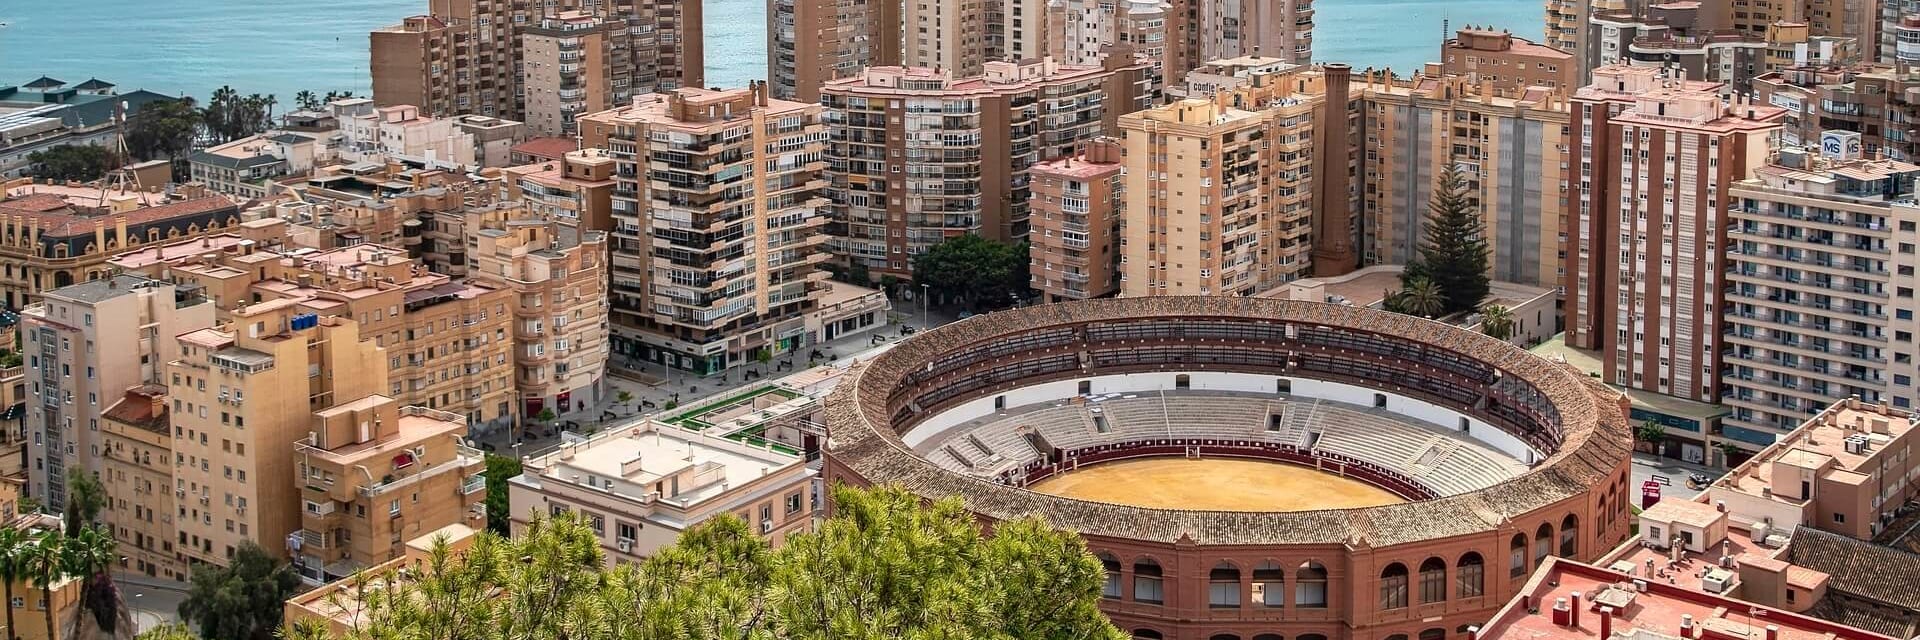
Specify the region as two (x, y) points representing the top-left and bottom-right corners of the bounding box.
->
(1479, 557), (1893, 640)
(1714, 398), (1914, 500)
(533, 422), (801, 508)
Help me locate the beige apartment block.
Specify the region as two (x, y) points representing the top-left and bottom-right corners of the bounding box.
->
(1439, 27), (1577, 95)
(1361, 74), (1572, 289)
(371, 0), (701, 121)
(20, 276), (215, 509)
(1029, 137), (1125, 302)
(293, 395), (484, 584)
(768, 0), (900, 102)
(1565, 64), (1783, 404)
(521, 12), (614, 137)
(166, 303), (387, 566)
(1706, 397), (1920, 539)
(579, 85), (830, 376)
(465, 218), (610, 421)
(507, 420), (817, 562)
(1117, 68), (1330, 296)
(1046, 0), (1169, 90)
(99, 385), (184, 580)
(115, 241), (517, 432)
(821, 58), (1151, 278)
(1721, 152), (1920, 453)
(500, 148), (618, 233)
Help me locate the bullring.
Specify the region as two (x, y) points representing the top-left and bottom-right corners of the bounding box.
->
(823, 297), (1635, 640)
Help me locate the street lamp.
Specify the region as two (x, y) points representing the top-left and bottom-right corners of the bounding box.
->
(920, 283), (931, 329)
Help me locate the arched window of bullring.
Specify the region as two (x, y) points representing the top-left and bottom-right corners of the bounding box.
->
(1209, 562), (1242, 609)
(1455, 552), (1485, 598)
(1384, 634), (1410, 640)
(1132, 630), (1163, 640)
(1418, 557), (1446, 604)
(1253, 634), (1283, 640)
(1098, 553), (1122, 599)
(1252, 561), (1285, 607)
(1508, 534), (1528, 578)
(1295, 562), (1329, 608)
(1209, 634), (1242, 640)
(1133, 559), (1165, 605)
(1297, 635), (1327, 640)
(1533, 523), (1554, 567)
(1379, 563), (1409, 610)
(1560, 514), (1580, 557)
(1419, 628), (1447, 640)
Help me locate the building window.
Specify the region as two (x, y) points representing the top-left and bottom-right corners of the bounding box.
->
(1252, 561), (1284, 607)
(1379, 563), (1409, 610)
(1457, 552), (1485, 598)
(1133, 559), (1164, 604)
(1098, 553), (1121, 599)
(1208, 563), (1241, 608)
(1419, 557), (1446, 604)
(1296, 562), (1329, 607)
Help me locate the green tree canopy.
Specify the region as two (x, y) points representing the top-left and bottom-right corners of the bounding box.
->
(481, 453), (523, 535)
(179, 542), (299, 640)
(1409, 163), (1491, 315)
(1479, 304), (1515, 341)
(911, 235), (1030, 309)
(26, 146), (118, 183)
(124, 98), (200, 164)
(300, 485), (1123, 640)
(63, 470), (105, 536)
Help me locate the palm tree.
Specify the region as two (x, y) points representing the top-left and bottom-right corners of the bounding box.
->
(62, 526), (126, 640)
(0, 527), (30, 640)
(293, 91), (319, 111)
(1398, 278), (1446, 318)
(1480, 304), (1515, 341)
(25, 533), (64, 640)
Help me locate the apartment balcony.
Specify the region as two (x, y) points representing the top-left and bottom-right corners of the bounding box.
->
(357, 443), (484, 498)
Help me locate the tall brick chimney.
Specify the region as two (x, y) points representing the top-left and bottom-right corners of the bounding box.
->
(1311, 63), (1357, 276)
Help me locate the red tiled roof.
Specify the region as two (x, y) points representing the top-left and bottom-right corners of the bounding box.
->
(0, 195), (237, 237)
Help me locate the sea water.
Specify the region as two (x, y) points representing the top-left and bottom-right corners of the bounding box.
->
(0, 0), (1537, 104)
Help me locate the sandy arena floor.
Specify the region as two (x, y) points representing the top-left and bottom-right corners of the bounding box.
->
(1027, 457), (1407, 511)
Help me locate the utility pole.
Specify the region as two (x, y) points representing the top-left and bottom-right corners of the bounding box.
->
(921, 283), (931, 329)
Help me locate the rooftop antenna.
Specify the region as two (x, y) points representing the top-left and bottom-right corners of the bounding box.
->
(99, 101), (138, 202)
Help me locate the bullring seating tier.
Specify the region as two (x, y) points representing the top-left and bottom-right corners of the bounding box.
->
(913, 390), (1529, 497)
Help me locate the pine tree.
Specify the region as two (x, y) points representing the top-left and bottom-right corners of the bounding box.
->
(1412, 163), (1491, 315)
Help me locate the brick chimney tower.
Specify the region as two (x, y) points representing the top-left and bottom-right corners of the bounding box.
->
(1312, 63), (1358, 276)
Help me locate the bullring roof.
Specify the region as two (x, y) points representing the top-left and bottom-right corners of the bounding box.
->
(824, 297), (1633, 547)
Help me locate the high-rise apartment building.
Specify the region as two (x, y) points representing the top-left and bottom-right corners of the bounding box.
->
(1756, 64), (1920, 162)
(821, 58), (1150, 278)
(578, 85), (831, 375)
(371, 0), (702, 121)
(1029, 138), (1125, 302)
(1721, 151), (1920, 453)
(903, 0), (993, 74)
(520, 12), (616, 137)
(1117, 68), (1328, 296)
(1046, 0), (1169, 88)
(293, 394), (483, 584)
(167, 303), (387, 565)
(465, 218), (610, 419)
(768, 0), (902, 102)
(1440, 27), (1578, 95)
(1566, 64), (1783, 402)
(20, 276), (215, 508)
(1576, 0), (1865, 87)
(1174, 0), (1316, 68)
(1361, 75), (1573, 288)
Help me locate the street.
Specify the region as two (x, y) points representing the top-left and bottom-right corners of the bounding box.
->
(114, 573), (186, 633)
(1629, 452), (1721, 504)
(476, 298), (971, 458)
